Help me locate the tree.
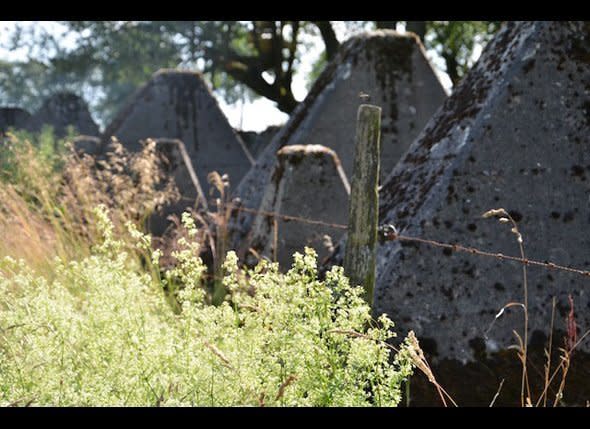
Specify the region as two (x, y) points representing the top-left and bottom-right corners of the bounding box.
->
(374, 21), (502, 86)
(1, 21), (345, 124)
(427, 21), (502, 85)
(1, 21), (183, 124)
(0, 21), (501, 126)
(201, 21), (302, 113)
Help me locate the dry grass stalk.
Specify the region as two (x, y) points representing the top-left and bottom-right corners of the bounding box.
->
(536, 297), (557, 407)
(489, 379), (505, 407)
(207, 171), (234, 305)
(483, 208), (531, 406)
(405, 331), (457, 407)
(275, 374), (297, 401)
(203, 339), (234, 371)
(484, 208), (590, 406)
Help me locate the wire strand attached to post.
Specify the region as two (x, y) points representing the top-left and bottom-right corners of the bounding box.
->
(231, 204), (590, 279)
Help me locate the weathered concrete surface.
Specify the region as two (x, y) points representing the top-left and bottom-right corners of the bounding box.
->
(25, 92), (99, 137)
(232, 30), (447, 247)
(367, 20), (590, 381)
(237, 125), (282, 159)
(0, 107), (31, 133)
(244, 144), (350, 269)
(103, 69), (253, 195)
(146, 138), (208, 237)
(70, 135), (103, 156)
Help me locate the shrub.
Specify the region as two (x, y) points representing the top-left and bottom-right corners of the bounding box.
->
(0, 207), (415, 406)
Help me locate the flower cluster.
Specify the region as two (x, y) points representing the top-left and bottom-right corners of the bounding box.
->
(0, 208), (414, 406)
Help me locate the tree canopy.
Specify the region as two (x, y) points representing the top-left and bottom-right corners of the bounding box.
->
(0, 21), (501, 128)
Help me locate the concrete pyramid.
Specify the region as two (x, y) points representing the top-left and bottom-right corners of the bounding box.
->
(244, 144), (350, 268)
(103, 69), (254, 195)
(146, 138), (208, 236)
(238, 125), (281, 159)
(0, 107), (31, 134)
(232, 30), (447, 246)
(25, 92), (99, 137)
(373, 21), (590, 370)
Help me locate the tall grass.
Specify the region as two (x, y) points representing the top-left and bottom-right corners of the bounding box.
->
(0, 130), (177, 274)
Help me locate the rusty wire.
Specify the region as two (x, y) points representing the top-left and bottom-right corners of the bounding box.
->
(235, 206), (348, 230)
(231, 205), (590, 279)
(395, 235), (590, 278)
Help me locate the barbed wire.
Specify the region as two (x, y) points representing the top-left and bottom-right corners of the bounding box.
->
(394, 235), (590, 278)
(235, 206), (348, 230)
(231, 204), (590, 279)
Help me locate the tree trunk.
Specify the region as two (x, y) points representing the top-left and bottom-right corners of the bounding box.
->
(314, 21), (340, 60)
(275, 90), (299, 113)
(191, 21), (198, 64)
(442, 50), (460, 86)
(406, 21), (427, 41)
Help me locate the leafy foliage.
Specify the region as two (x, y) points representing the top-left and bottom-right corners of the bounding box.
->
(0, 207), (415, 406)
(0, 126), (73, 184)
(1, 21), (501, 126)
(426, 21), (502, 84)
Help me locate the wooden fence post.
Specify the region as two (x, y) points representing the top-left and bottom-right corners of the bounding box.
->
(343, 104), (381, 308)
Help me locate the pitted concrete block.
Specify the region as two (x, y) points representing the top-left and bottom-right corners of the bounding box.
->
(237, 125), (282, 159)
(70, 135), (103, 156)
(368, 21), (590, 363)
(103, 69), (253, 196)
(233, 30), (447, 247)
(25, 92), (99, 137)
(0, 107), (31, 134)
(244, 144), (350, 269)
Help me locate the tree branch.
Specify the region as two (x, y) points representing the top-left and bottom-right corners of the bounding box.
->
(313, 21), (339, 60)
(285, 21), (300, 82)
(441, 50), (460, 86)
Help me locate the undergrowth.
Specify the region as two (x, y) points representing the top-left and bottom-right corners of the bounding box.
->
(0, 206), (416, 406)
(5, 129), (582, 407)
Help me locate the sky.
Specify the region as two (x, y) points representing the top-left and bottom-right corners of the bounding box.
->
(0, 21), (457, 132)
